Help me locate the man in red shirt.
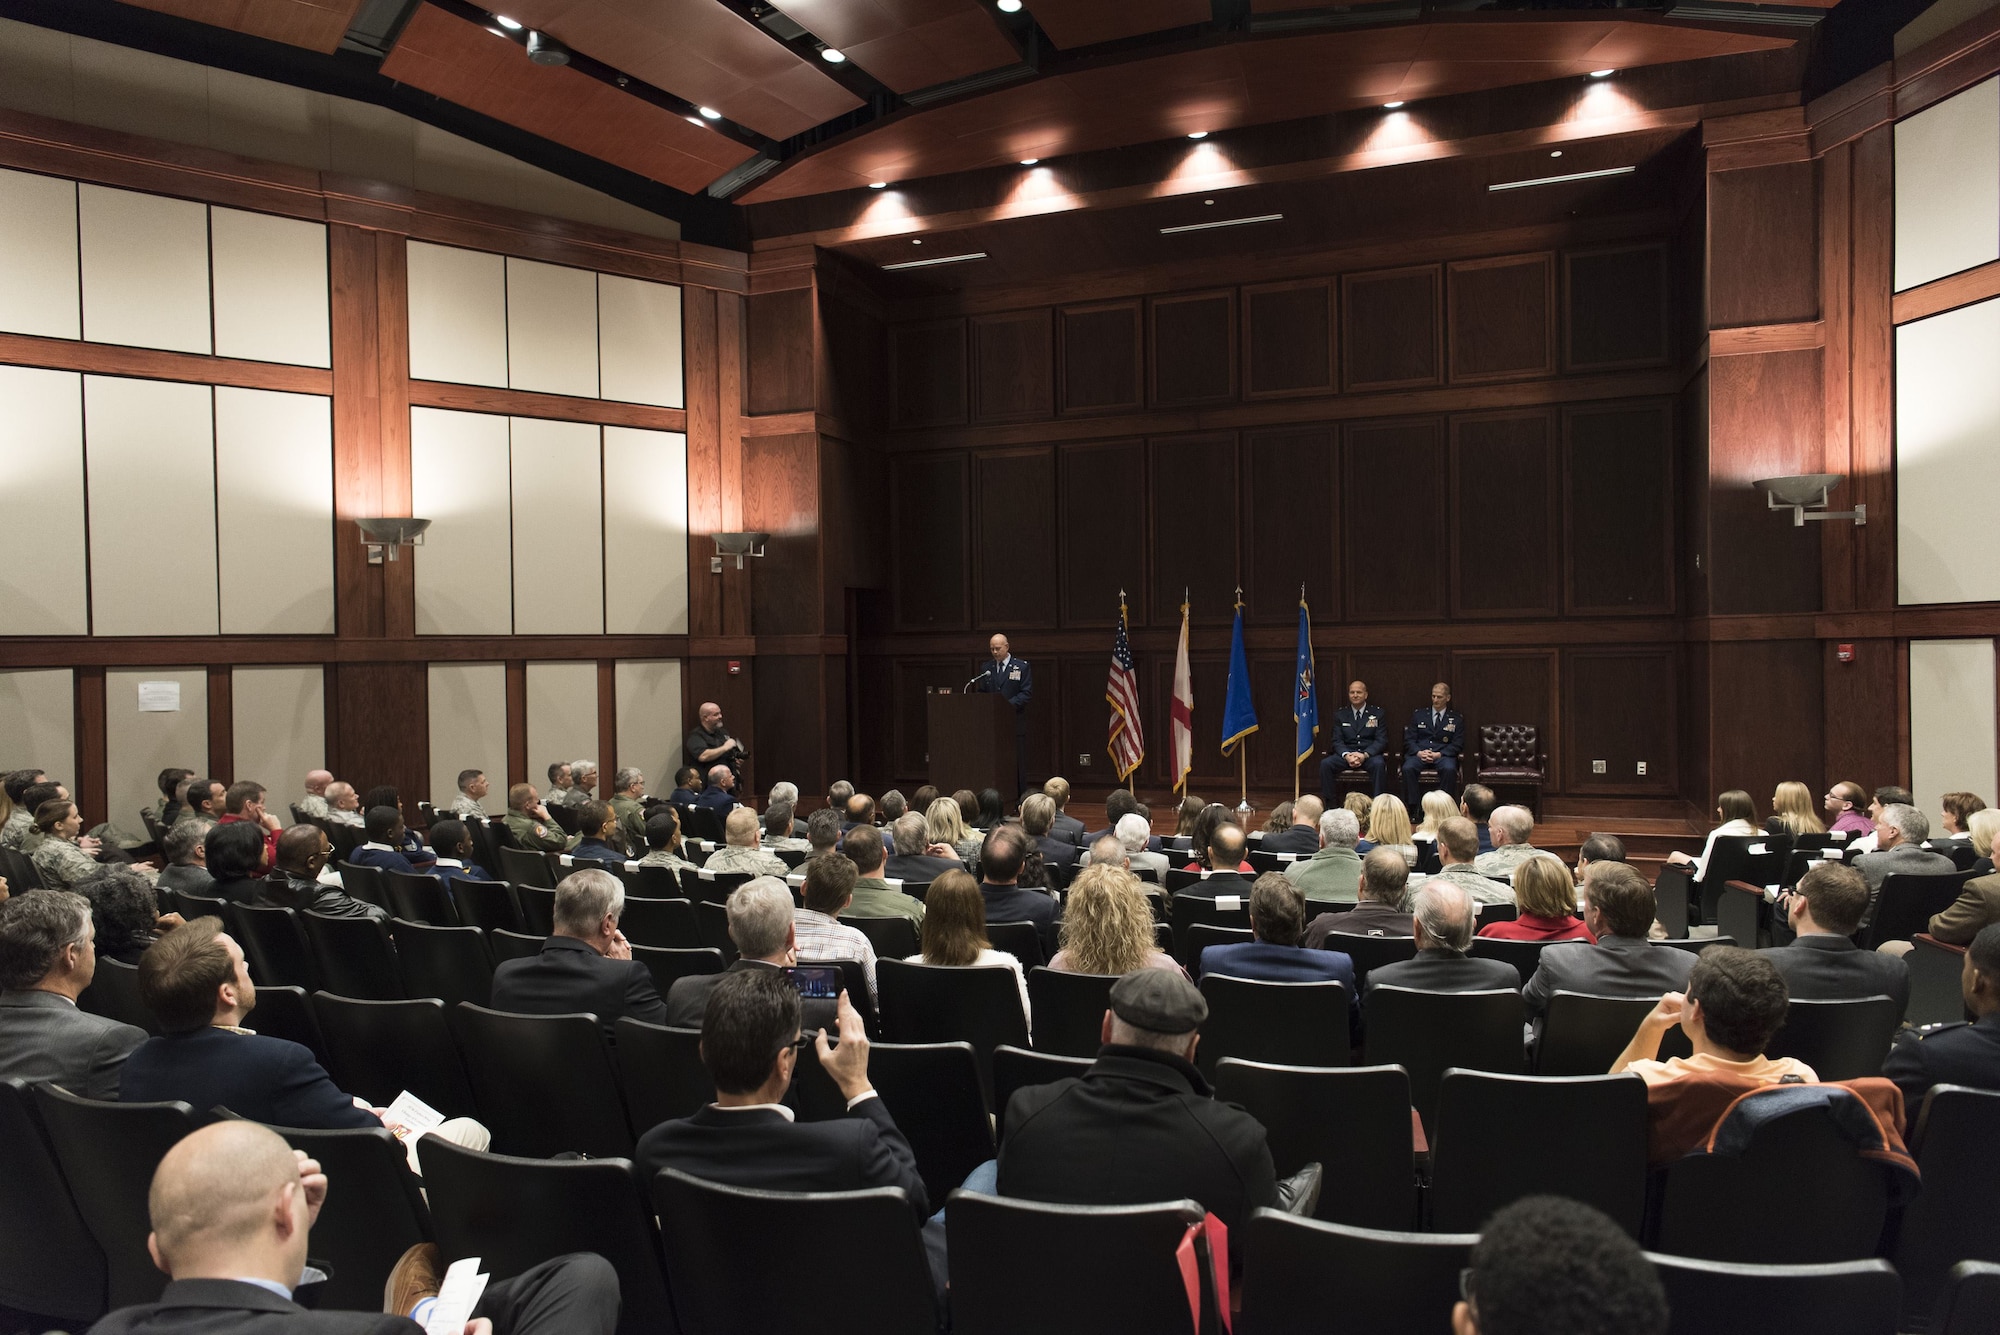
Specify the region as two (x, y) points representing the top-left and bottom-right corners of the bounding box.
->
(217, 781), (282, 872)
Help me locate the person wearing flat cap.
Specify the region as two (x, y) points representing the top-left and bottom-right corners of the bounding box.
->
(995, 969), (1279, 1236)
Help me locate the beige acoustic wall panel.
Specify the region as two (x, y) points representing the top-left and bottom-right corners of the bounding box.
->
(526, 660), (598, 808)
(598, 274), (683, 408)
(77, 183), (211, 353)
(614, 659), (684, 792)
(427, 662), (507, 809)
(602, 427), (688, 634)
(84, 376), (218, 636)
(410, 406), (513, 635)
(0, 366), (88, 634)
(232, 667), (325, 808)
(215, 388), (335, 634)
(406, 241), (507, 387)
(506, 257), (599, 398)
(1896, 78), (2000, 292)
(0, 168), (79, 339)
(1910, 639), (1999, 814)
(1897, 297), (2000, 604)
(0, 670), (75, 781)
(210, 207), (330, 367)
(510, 416), (604, 635)
(104, 667), (206, 836)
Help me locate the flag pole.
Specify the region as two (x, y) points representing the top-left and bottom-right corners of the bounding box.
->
(1234, 585), (1252, 817)
(1122, 588), (1135, 797)
(1295, 582), (1304, 804)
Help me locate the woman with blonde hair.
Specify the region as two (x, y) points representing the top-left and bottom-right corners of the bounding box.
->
(1049, 863), (1180, 976)
(1478, 853), (1594, 942)
(1365, 793), (1417, 868)
(906, 869), (1029, 1019)
(927, 796), (983, 864)
(1966, 808), (2000, 875)
(1413, 789), (1457, 842)
(1764, 781), (1825, 837)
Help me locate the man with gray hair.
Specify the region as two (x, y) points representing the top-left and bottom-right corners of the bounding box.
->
(0, 889), (147, 1097)
(768, 781), (808, 837)
(762, 802), (811, 853)
(697, 764), (740, 816)
(489, 868), (665, 1040)
(1087, 833), (1127, 871)
(1363, 878), (1519, 998)
(1285, 807), (1364, 906)
(323, 780), (364, 829)
(880, 790), (908, 825)
(157, 819), (218, 898)
(661, 876), (837, 1031)
(705, 808), (789, 877)
(1855, 802), (1956, 911)
(608, 766), (649, 853)
(806, 807), (842, 858)
(1087, 812), (1170, 876)
(886, 811), (962, 882)
(1022, 793), (1080, 879)
(1306, 848), (1416, 946)
(550, 760), (597, 809)
(1472, 805), (1545, 879)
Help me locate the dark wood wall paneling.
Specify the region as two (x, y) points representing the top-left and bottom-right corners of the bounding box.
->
(1705, 639), (1824, 814)
(1058, 441), (1147, 625)
(1059, 302), (1143, 414)
(1452, 411), (1557, 617)
(1150, 291), (1235, 406)
(1343, 418), (1446, 621)
(892, 453), (970, 629)
(889, 319), (968, 427)
(1149, 434), (1239, 627)
(1564, 401), (1675, 615)
(744, 432), (822, 636)
(1242, 427), (1337, 623)
(971, 310), (1054, 422)
(1564, 648), (1679, 796)
(1448, 254), (1555, 383)
(1243, 280), (1336, 400)
(973, 448), (1060, 628)
(745, 288), (816, 415)
(1565, 243), (1673, 371)
(1342, 265), (1441, 392)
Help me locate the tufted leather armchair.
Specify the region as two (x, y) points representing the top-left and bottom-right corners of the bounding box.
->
(1467, 724), (1546, 814)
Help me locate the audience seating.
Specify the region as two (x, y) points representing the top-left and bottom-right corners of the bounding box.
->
(1536, 991), (1691, 1077)
(631, 943), (724, 997)
(249, 984), (328, 1065)
(833, 1040), (992, 1207)
(467, 819), (504, 877)
(302, 911), (403, 1001)
(694, 900), (735, 960)
(417, 1136), (673, 1335)
(1861, 872), (1975, 950)
(390, 919), (495, 1008)
(681, 806), (726, 843)
(947, 1192), (1212, 1335)
(385, 870), (458, 926)
(848, 914), (921, 961)
(685, 868), (753, 905)
(78, 955), (162, 1034)
(1025, 967), (1115, 1057)
(1932, 1261), (2000, 1335)
(1468, 935), (1552, 987)
(990, 1045), (1091, 1139)
(1169, 895), (1251, 967)
(613, 1019), (713, 1129)
(654, 1168), (939, 1335)
(0, 846), (41, 891)
(1907, 935), (1970, 1027)
(1320, 932), (1418, 991)
(618, 895), (702, 950)
(1474, 901), (1519, 928)
(174, 890), (228, 919)
(876, 959), (1028, 1099)
(546, 804), (583, 836)
(1650, 1255), (1900, 1335)
(497, 846), (557, 890)
(225, 903), (320, 991)
(1184, 923), (1255, 976)
(1894, 1086), (2000, 1325)
(335, 861), (388, 908)
(1237, 1208), (1475, 1335)
(983, 920), (1045, 969)
(1428, 1071), (1648, 1235)
(0, 1078), (107, 1322)
(629, 864), (683, 899)
(1211, 1060), (1418, 1229)
(448, 1004), (633, 1157)
(314, 993), (477, 1117)
(1365, 986), (1524, 1134)
(1766, 995), (1902, 1080)
(33, 1084), (196, 1308)
(1657, 935), (1736, 953)
(1195, 976), (1350, 1075)
(488, 927), (545, 963)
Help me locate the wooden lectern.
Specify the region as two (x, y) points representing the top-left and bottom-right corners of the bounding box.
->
(927, 690), (1017, 797)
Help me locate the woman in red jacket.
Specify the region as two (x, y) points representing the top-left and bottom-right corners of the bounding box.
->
(1479, 853), (1595, 942)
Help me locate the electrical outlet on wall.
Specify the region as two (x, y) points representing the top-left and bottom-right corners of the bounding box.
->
(1079, 754), (1091, 766)
(1592, 760), (1606, 774)
(1637, 761), (1648, 775)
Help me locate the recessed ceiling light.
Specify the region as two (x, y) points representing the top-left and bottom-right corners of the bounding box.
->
(494, 13), (522, 28)
(686, 116), (704, 126)
(1383, 100), (1404, 109)
(821, 47), (847, 62)
(912, 238), (922, 244)
(997, 0), (1023, 10)
(1019, 157), (1039, 165)
(869, 181), (888, 189)
(1590, 68), (1614, 78)
(1550, 150), (1562, 157)
(1187, 131), (1208, 139)
(698, 106), (721, 119)
(1203, 198), (1214, 205)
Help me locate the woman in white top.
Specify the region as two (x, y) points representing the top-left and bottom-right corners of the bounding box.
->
(1667, 790), (1758, 879)
(1412, 789), (1457, 843)
(903, 869), (1030, 1022)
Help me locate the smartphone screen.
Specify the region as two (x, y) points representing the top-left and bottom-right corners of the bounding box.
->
(786, 964), (842, 999)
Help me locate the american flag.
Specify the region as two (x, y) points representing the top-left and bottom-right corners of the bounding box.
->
(1106, 593), (1145, 781)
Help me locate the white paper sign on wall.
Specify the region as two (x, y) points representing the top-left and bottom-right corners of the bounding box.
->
(137, 680), (180, 712)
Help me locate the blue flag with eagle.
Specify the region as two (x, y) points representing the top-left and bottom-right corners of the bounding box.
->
(1294, 593), (1319, 764)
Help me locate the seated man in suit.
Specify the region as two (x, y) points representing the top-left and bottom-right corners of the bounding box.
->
(1088, 813), (1170, 876)
(1846, 783), (1915, 855)
(1284, 807), (1363, 907)
(667, 765), (703, 808)
(156, 820), (218, 900)
(1401, 682), (1464, 807)
(977, 823), (1059, 955)
(490, 868), (667, 1042)
(90, 1119), (618, 1335)
(1200, 874), (1356, 1000)
(1044, 777), (1088, 846)
(0, 889), (147, 1098)
(1260, 795), (1324, 857)
(703, 807), (789, 878)
(1022, 794), (1080, 879)
(664, 878), (837, 1031)
(253, 824), (385, 922)
(1364, 879), (1519, 998)
(122, 917), (489, 1151)
(503, 783), (574, 854)
(636, 968), (929, 1216)
(1304, 848), (1416, 946)
(1085, 789), (1163, 854)
(843, 793), (876, 833)
(1892, 858), (2000, 954)
(1884, 921), (2000, 1113)
(1471, 806), (1546, 880)
(1854, 803), (1956, 912)
(885, 812), (962, 882)
(843, 825), (925, 927)
(1178, 824), (1255, 901)
(1766, 862), (1908, 1018)
(1575, 832), (1625, 881)
(1610, 946), (1817, 1163)
(1522, 862), (1696, 1028)
(695, 765), (740, 816)
(348, 805), (419, 875)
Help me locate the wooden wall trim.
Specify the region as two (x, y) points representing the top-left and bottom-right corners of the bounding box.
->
(0, 637), (693, 668)
(74, 667), (106, 831)
(0, 332), (332, 395)
(206, 666), (234, 783)
(597, 660), (618, 780)
(864, 618), (1687, 657)
(1892, 257), (2000, 326)
(505, 661), (528, 789)
(1701, 107), (1812, 171)
(741, 411), (817, 437)
(409, 381), (689, 433)
(1707, 320), (1826, 356)
(1808, 1), (2000, 151)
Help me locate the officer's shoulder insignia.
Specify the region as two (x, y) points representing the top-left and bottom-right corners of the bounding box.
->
(534, 824), (549, 837)
(1914, 1021), (1969, 1038)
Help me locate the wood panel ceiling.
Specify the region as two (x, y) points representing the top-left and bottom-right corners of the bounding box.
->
(1025, 0), (1211, 50)
(379, 2), (758, 193)
(740, 16), (1791, 201)
(765, 0), (1023, 94)
(116, 0), (368, 53)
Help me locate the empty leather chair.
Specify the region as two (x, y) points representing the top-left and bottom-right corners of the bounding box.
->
(614, 1019), (713, 1132)
(1319, 932), (1417, 992)
(1025, 967), (1115, 1058)
(1861, 872), (1975, 950)
(335, 861), (387, 908)
(1766, 996), (1902, 1081)
(1536, 991), (1691, 1077)
(860, 1041), (994, 1206)
(384, 870), (458, 926)
(617, 895), (702, 950)
(1212, 1059), (1417, 1229)
(390, 918), (495, 1007)
(1649, 1254), (1900, 1335)
(1469, 935), (1552, 987)
(33, 1084), (196, 1308)
(630, 944), (725, 998)
(488, 928), (544, 964)
(247, 984), (327, 1065)
(449, 1003), (632, 1158)
(1363, 986), (1524, 1136)
(1932, 1261), (2000, 1335)
(448, 878), (523, 934)
(1169, 895), (1251, 968)
(875, 959), (1029, 1102)
(1894, 1085), (2000, 1324)
(314, 993), (477, 1117)
(984, 920), (1045, 969)
(1237, 1208), (1475, 1335)
(1428, 1070), (1648, 1235)
(497, 846), (557, 890)
(1196, 975), (1350, 1076)
(224, 902), (319, 991)
(79, 955), (162, 1034)
(302, 911), (403, 1001)
(847, 915), (921, 962)
(0, 1078), (107, 1322)
(514, 885), (558, 936)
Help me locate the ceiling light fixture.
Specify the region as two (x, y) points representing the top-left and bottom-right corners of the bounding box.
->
(1019, 157), (1039, 165)
(698, 106), (721, 119)
(1203, 198), (1214, 205)
(997, 0), (1023, 10)
(912, 238), (922, 244)
(1159, 213), (1283, 235)
(1186, 131), (1208, 139)
(869, 180), (888, 189)
(1382, 100), (1404, 108)
(1589, 68), (1615, 78)
(1488, 164), (1635, 192)
(821, 46), (847, 62)
(686, 117), (704, 126)
(1550, 150), (1562, 157)
(494, 13), (522, 28)
(525, 30), (569, 64)
(882, 251), (989, 271)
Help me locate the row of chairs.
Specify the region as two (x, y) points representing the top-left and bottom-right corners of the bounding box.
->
(1657, 831), (1977, 942)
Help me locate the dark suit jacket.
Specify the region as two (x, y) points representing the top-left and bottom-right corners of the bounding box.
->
(1178, 871), (1257, 902)
(1521, 934), (1696, 1018)
(981, 882), (1059, 952)
(1259, 826), (1319, 856)
(253, 871), (384, 922)
(1304, 901), (1414, 947)
(1365, 948), (1520, 996)
(348, 845), (416, 876)
(977, 656), (1033, 708)
(1762, 933), (1910, 1019)
(88, 1278), (417, 1334)
(0, 990), (147, 1099)
(635, 1095), (930, 1215)
(1050, 811), (1087, 846)
(433, 860), (498, 888)
(885, 853), (961, 882)
(156, 864), (216, 898)
(1883, 1012), (2000, 1113)
(490, 935), (667, 1040)
(664, 958), (837, 1031)
(695, 786), (737, 814)
(1198, 943), (1358, 1012)
(1036, 835), (1081, 871)
(119, 1027), (377, 1129)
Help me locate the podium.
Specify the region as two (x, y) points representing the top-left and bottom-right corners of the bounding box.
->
(927, 690), (1017, 797)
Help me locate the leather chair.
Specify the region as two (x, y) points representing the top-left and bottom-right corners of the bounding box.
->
(335, 860), (388, 908)
(1168, 894), (1252, 968)
(313, 993), (477, 1117)
(1237, 1208), (1475, 1335)
(1894, 1085), (2000, 1324)
(847, 914), (921, 961)
(447, 878), (524, 933)
(687, 868), (753, 906)
(1023, 968), (1114, 1058)
(1536, 991), (1692, 1077)
(841, 1040), (993, 1206)
(78, 955), (163, 1034)
(1464, 724), (1547, 816)
(1319, 931), (1418, 992)
(497, 845), (557, 890)
(1649, 1254), (1900, 1335)
(1861, 871), (1975, 950)
(488, 927), (545, 963)
(390, 918), (494, 1007)
(33, 1084), (197, 1308)
(449, 1003), (633, 1157)
(1429, 1070), (1648, 1235)
(694, 899), (737, 961)
(1212, 1059), (1418, 1229)
(224, 902), (320, 990)
(1468, 934), (1553, 987)
(1184, 923), (1255, 978)
(0, 1078), (107, 1322)
(613, 1019), (713, 1131)
(1196, 975), (1350, 1075)
(1363, 986), (1524, 1136)
(417, 1136), (672, 1335)
(630, 944), (725, 998)
(1907, 934), (1970, 1026)
(0, 846), (41, 891)
(875, 959), (1028, 1103)
(990, 1045), (1092, 1139)
(983, 920), (1045, 969)
(384, 870), (458, 926)
(619, 895), (702, 950)
(302, 911), (404, 1001)
(1933, 1262), (2000, 1335)
(654, 1168), (940, 1335)
(629, 864), (683, 899)
(1766, 995), (1902, 1080)
(546, 803), (583, 836)
(514, 885), (558, 935)
(248, 984), (327, 1065)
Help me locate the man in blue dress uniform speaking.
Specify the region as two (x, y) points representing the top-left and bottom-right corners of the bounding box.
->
(975, 633), (1033, 804)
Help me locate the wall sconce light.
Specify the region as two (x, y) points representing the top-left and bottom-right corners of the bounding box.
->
(711, 531), (770, 572)
(1754, 475), (1866, 527)
(356, 517), (432, 563)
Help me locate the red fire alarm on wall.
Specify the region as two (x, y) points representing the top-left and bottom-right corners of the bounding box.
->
(1836, 643), (1854, 663)
(727, 659), (742, 676)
